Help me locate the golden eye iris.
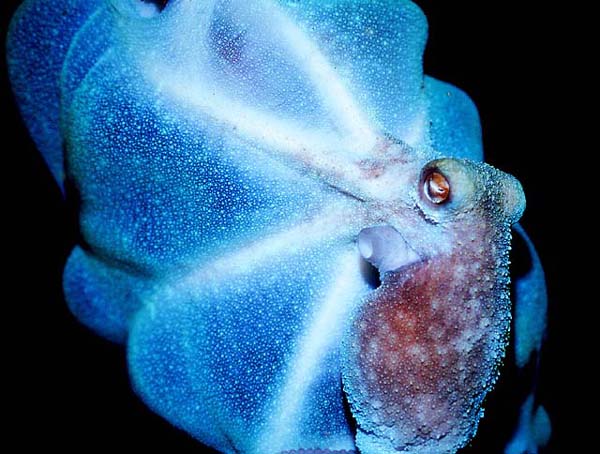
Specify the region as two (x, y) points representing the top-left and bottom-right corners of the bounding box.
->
(424, 171), (450, 204)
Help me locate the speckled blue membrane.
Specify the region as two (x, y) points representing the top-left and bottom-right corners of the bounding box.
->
(7, 1), (549, 453)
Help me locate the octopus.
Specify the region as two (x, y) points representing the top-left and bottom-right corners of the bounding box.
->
(7, 1), (551, 453)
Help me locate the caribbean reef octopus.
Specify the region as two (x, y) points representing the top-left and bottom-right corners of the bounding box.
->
(7, 1), (551, 453)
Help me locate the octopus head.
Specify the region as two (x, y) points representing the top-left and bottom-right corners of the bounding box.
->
(344, 157), (525, 454)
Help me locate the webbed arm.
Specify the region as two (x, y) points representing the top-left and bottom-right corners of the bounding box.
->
(504, 224), (551, 454)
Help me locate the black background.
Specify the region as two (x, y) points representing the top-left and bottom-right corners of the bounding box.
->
(2, 1), (565, 452)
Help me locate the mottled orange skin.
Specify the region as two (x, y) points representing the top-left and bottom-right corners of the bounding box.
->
(346, 200), (514, 453)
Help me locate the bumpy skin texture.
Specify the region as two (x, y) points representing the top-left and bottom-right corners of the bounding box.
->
(344, 160), (523, 454)
(7, 1), (549, 453)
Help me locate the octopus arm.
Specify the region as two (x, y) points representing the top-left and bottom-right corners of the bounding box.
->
(6, 0), (102, 187)
(424, 76), (484, 161)
(504, 224), (551, 454)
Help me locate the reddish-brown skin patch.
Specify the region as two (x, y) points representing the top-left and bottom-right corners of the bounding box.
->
(349, 221), (511, 452)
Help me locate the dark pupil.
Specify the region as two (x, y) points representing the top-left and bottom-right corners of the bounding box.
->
(141, 0), (169, 11)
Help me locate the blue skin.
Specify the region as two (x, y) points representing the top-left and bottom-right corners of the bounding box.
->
(8, 1), (550, 453)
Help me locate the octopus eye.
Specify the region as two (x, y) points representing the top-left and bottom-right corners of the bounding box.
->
(423, 170), (451, 205)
